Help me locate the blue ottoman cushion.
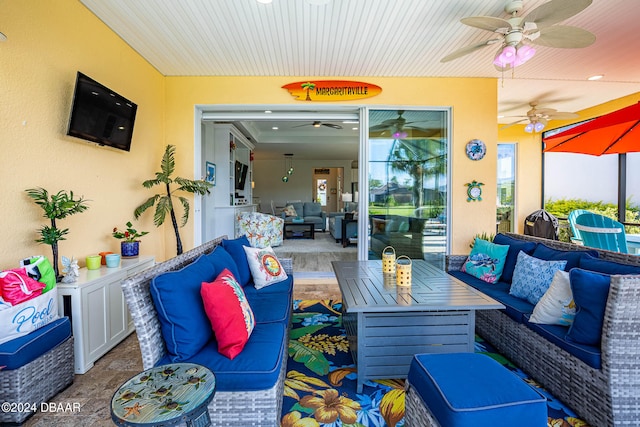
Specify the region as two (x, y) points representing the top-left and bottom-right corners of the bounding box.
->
(0, 317), (71, 370)
(408, 353), (547, 427)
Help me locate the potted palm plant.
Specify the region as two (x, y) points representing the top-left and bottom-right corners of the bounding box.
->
(112, 221), (148, 257)
(134, 144), (212, 255)
(25, 187), (90, 281)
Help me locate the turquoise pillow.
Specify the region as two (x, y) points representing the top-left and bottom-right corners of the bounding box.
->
(462, 238), (509, 284)
(566, 268), (610, 346)
(509, 251), (567, 305)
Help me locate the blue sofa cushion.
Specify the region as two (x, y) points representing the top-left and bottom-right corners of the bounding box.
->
(448, 271), (534, 323)
(151, 254), (217, 361)
(156, 321), (287, 392)
(567, 268), (611, 346)
(408, 353), (547, 427)
(492, 233), (537, 283)
(0, 317), (71, 370)
(579, 254), (640, 275)
(246, 291), (292, 324)
(221, 236), (252, 287)
(524, 317), (601, 369)
(532, 243), (598, 271)
(204, 245), (240, 280)
(242, 275), (294, 299)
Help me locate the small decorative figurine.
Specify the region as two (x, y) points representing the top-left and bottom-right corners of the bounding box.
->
(61, 256), (80, 283)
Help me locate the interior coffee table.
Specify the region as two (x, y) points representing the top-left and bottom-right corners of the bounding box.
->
(111, 362), (216, 426)
(332, 259), (504, 392)
(283, 221), (315, 239)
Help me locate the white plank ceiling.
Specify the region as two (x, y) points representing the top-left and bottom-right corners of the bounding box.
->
(79, 0), (640, 159)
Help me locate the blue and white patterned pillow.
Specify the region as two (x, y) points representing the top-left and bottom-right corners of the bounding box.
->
(509, 251), (567, 305)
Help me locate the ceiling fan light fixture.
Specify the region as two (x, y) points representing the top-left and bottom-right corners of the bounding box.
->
(515, 44), (536, 65)
(534, 122), (546, 132)
(524, 123), (535, 133)
(312, 121), (321, 128)
(392, 131), (408, 139)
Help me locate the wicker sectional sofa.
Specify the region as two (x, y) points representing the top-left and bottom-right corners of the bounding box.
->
(446, 232), (640, 427)
(121, 235), (293, 427)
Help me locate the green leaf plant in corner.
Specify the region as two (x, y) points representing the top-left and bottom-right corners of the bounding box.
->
(134, 144), (212, 255)
(25, 187), (90, 281)
(470, 231), (495, 249)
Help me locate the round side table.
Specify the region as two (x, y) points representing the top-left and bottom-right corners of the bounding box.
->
(111, 363), (215, 427)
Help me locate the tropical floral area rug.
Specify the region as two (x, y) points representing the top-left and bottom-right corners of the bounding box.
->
(281, 299), (590, 427)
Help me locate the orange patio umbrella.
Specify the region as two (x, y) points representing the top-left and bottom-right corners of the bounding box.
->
(543, 101), (640, 155)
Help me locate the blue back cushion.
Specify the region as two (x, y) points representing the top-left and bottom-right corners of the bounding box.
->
(222, 236), (252, 287)
(204, 246), (241, 280)
(566, 268), (611, 346)
(492, 234), (537, 283)
(151, 254), (217, 361)
(304, 202), (322, 216)
(579, 254), (640, 275)
(532, 243), (598, 271)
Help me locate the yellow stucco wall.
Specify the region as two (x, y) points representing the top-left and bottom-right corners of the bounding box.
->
(0, 0), (167, 268)
(165, 76), (499, 254)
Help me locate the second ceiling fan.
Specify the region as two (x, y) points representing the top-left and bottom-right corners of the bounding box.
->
(502, 101), (578, 132)
(293, 121), (343, 129)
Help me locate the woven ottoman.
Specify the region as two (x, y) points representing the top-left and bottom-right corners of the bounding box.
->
(405, 353), (547, 427)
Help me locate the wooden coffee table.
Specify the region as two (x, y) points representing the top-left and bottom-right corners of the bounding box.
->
(332, 260), (504, 392)
(283, 221), (315, 239)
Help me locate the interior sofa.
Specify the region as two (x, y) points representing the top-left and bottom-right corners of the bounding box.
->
(281, 201), (326, 231)
(447, 232), (640, 427)
(369, 214), (426, 258)
(121, 235), (293, 426)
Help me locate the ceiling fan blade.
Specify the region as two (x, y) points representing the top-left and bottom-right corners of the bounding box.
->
(530, 25), (596, 48)
(548, 112), (579, 120)
(322, 123), (343, 129)
(461, 16), (512, 32)
(500, 119), (529, 130)
(522, 0), (592, 28)
(291, 123), (311, 128)
(441, 38), (502, 63)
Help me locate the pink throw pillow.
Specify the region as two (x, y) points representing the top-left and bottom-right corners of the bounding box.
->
(201, 268), (255, 359)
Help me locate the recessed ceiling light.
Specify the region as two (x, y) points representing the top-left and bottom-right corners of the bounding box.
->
(264, 110), (272, 113)
(352, 127), (359, 131)
(587, 74), (604, 81)
(272, 126), (279, 130)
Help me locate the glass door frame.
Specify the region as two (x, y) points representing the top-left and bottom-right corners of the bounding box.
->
(356, 106), (452, 261)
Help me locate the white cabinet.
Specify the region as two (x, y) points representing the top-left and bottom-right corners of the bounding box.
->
(57, 256), (154, 374)
(202, 123), (256, 240)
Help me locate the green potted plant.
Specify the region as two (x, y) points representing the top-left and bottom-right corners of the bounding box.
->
(134, 144), (212, 255)
(25, 187), (90, 281)
(112, 221), (149, 257)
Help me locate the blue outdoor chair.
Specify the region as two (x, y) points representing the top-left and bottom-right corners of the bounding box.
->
(568, 209), (591, 244)
(575, 212), (628, 253)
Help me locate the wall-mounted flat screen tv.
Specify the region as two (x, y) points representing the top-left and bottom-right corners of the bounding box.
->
(67, 72), (137, 151)
(235, 160), (249, 190)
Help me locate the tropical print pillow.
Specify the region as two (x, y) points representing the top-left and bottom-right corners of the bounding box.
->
(461, 238), (509, 284)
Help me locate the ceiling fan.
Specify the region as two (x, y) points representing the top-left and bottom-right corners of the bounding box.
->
(502, 101), (579, 132)
(292, 121), (343, 129)
(441, 0), (596, 71)
(369, 111), (439, 138)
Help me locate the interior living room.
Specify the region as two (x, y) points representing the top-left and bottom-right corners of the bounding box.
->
(2, 0), (640, 426)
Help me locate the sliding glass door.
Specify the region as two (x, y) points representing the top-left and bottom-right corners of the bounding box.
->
(367, 109), (450, 266)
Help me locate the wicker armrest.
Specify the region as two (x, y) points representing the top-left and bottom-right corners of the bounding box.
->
(601, 275), (640, 388)
(445, 255), (467, 272)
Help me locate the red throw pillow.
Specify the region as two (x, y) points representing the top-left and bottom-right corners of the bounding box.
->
(201, 268), (255, 359)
